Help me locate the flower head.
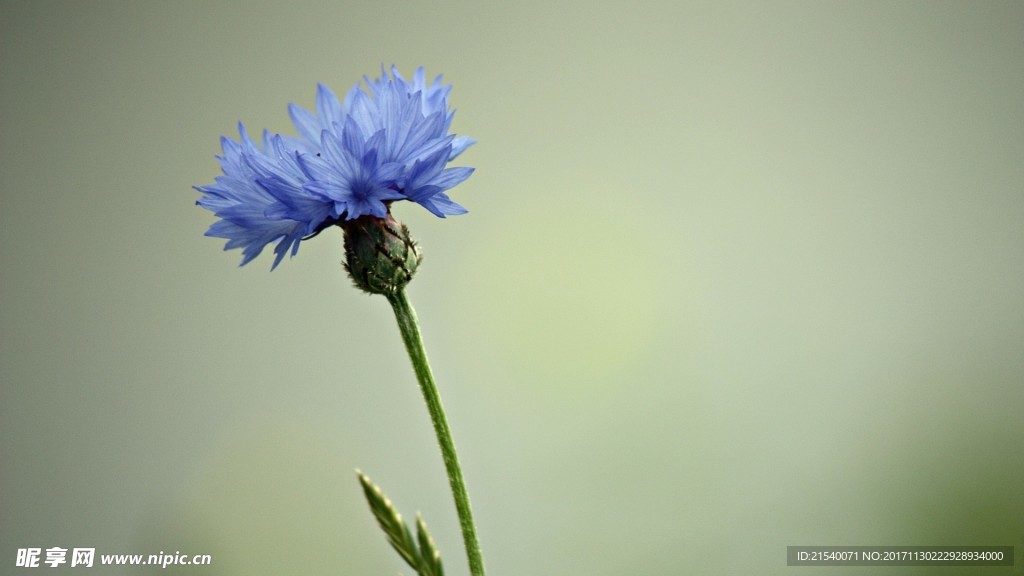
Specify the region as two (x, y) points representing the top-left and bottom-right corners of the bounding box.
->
(195, 67), (474, 269)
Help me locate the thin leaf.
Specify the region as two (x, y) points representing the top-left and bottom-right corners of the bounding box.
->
(416, 514), (445, 576)
(357, 470), (421, 570)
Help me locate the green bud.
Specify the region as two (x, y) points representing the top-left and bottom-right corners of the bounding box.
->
(342, 214), (423, 296)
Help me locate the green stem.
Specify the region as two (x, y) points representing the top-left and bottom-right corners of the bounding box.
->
(386, 289), (486, 576)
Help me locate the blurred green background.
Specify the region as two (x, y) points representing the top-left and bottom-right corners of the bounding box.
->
(2, 1), (1022, 574)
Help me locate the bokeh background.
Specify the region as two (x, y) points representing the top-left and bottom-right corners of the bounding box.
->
(2, 1), (1022, 574)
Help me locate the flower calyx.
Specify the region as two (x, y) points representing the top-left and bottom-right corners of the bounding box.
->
(342, 214), (423, 296)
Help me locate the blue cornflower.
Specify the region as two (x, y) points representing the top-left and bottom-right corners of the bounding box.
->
(195, 67), (475, 269)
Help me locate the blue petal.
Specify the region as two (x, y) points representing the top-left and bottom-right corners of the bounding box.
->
(315, 83), (343, 128)
(405, 184), (442, 203)
(427, 193), (469, 216)
(449, 136), (476, 160)
(288, 103), (322, 145)
(297, 151), (339, 183)
(433, 166), (475, 191)
(345, 89), (378, 138)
